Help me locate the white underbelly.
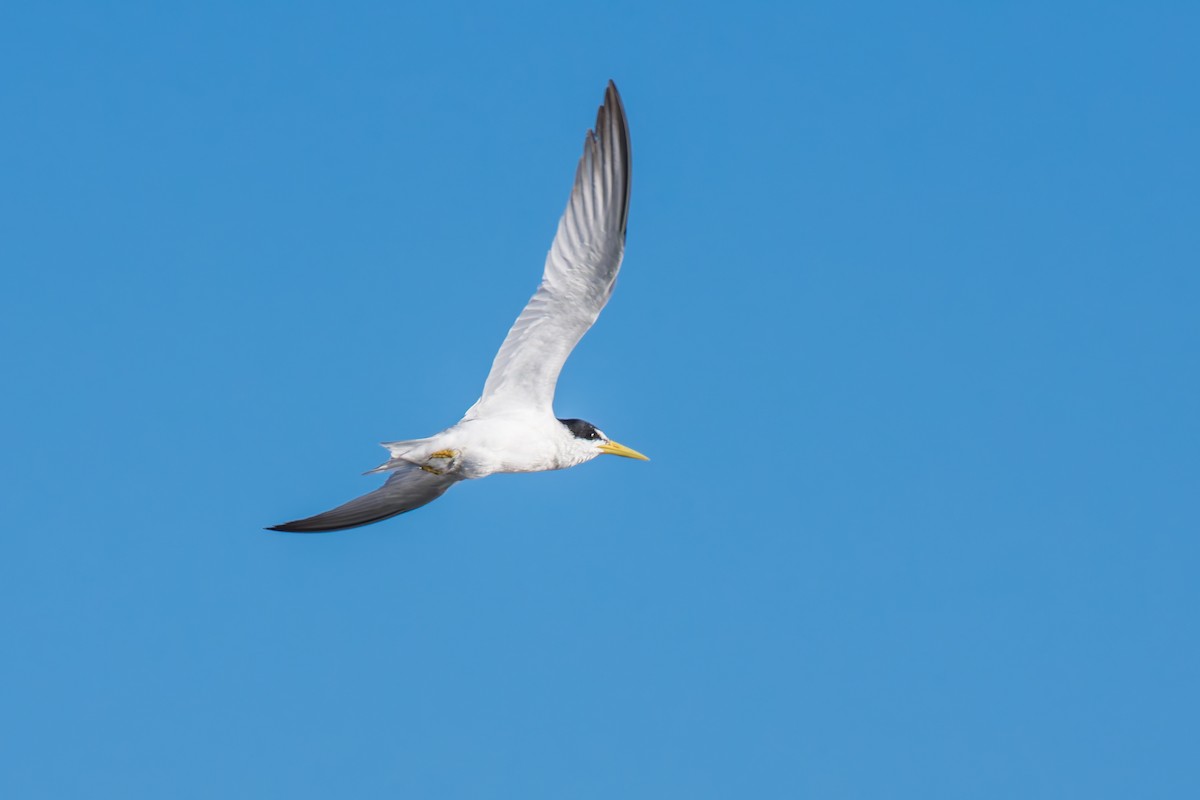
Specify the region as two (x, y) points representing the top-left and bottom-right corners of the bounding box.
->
(444, 417), (562, 478)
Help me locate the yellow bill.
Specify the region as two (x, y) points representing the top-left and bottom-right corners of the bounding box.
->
(598, 440), (650, 461)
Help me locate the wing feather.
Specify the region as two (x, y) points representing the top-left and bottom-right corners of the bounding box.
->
(267, 463), (455, 533)
(468, 81), (631, 417)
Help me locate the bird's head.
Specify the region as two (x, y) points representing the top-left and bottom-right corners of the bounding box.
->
(557, 418), (649, 465)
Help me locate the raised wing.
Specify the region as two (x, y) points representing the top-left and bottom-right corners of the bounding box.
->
(267, 463), (456, 533)
(467, 81), (631, 418)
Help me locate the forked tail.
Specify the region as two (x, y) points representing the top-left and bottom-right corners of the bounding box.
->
(364, 437), (433, 474)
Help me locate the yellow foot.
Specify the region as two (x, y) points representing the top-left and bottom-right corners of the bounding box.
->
(421, 449), (460, 475)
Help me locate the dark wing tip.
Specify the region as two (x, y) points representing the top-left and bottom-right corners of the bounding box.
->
(605, 80), (621, 109)
(264, 504), (404, 534)
(264, 511), (403, 533)
(594, 80), (630, 237)
(265, 520), (340, 533)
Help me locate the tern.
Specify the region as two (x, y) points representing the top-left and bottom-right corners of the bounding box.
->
(269, 81), (646, 532)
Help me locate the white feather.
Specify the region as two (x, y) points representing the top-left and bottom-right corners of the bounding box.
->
(466, 82), (631, 418)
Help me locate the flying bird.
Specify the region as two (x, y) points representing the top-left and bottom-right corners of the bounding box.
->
(269, 81), (645, 532)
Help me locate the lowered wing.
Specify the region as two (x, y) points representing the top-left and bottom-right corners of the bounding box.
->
(267, 463), (456, 533)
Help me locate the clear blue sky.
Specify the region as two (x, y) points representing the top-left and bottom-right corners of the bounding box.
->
(2, 1), (1197, 797)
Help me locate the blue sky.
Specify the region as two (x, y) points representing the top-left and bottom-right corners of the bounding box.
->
(2, 1), (1197, 797)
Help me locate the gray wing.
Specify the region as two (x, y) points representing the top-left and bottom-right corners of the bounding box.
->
(467, 81), (631, 418)
(267, 463), (456, 533)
